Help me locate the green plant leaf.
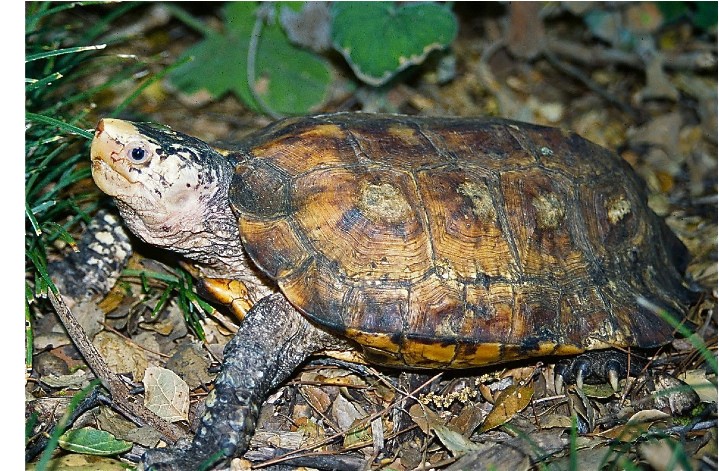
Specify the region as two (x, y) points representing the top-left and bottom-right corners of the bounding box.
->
(331, 2), (458, 86)
(692, 1), (718, 30)
(169, 2), (331, 115)
(58, 427), (133, 456)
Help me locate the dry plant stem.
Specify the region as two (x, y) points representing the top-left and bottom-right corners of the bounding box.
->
(47, 288), (188, 443)
(254, 372), (443, 469)
(541, 47), (639, 119)
(251, 449), (367, 471)
(546, 38), (717, 72)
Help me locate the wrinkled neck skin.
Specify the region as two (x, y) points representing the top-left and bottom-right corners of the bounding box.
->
(114, 158), (274, 300)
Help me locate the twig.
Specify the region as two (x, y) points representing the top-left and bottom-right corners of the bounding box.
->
(545, 38), (717, 72)
(542, 47), (639, 119)
(247, 448), (367, 471)
(253, 372), (443, 468)
(47, 288), (188, 444)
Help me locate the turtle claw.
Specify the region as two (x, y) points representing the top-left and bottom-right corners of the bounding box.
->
(608, 367), (620, 392)
(606, 358), (623, 391)
(554, 372), (565, 394)
(554, 351), (642, 391)
(575, 369), (585, 390)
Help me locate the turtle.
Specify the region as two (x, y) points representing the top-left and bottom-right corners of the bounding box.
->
(90, 112), (696, 470)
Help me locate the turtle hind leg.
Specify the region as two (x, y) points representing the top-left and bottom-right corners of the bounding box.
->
(141, 293), (334, 471)
(554, 350), (646, 392)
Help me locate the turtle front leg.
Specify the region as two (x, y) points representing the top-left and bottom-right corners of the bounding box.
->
(141, 293), (335, 471)
(199, 277), (255, 321)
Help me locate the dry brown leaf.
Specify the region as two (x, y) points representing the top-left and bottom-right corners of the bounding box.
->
(332, 392), (367, 431)
(93, 330), (148, 381)
(143, 366), (190, 423)
(639, 438), (686, 471)
(26, 453), (129, 470)
(599, 409), (670, 440)
(679, 369), (718, 404)
(301, 384), (332, 414)
(166, 341), (213, 390)
(408, 403), (481, 456)
(39, 369), (90, 389)
(478, 381), (534, 433)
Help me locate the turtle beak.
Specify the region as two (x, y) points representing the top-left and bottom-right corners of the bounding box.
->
(90, 118), (142, 194)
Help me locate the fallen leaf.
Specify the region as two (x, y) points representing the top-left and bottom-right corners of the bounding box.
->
(93, 330), (148, 381)
(39, 369), (90, 389)
(639, 438), (688, 471)
(166, 341), (212, 390)
(478, 381), (534, 433)
(58, 427), (132, 455)
(26, 454), (130, 470)
(143, 366), (189, 422)
(408, 403), (481, 456)
(679, 369), (718, 404)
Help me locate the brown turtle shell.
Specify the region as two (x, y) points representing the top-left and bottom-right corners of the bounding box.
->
(229, 112), (694, 368)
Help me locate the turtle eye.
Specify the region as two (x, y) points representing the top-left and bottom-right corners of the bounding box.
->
(126, 141), (152, 164)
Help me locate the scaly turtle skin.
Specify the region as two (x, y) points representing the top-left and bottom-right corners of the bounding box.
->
(90, 113), (695, 470)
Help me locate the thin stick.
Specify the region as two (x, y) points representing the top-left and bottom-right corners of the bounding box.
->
(47, 288), (188, 443)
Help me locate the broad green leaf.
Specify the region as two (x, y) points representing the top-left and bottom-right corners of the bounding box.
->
(331, 2), (458, 86)
(253, 15), (332, 114)
(169, 2), (331, 115)
(692, 2), (718, 30)
(58, 427), (133, 456)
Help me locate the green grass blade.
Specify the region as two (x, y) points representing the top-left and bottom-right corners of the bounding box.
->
(638, 296), (718, 374)
(26, 44), (107, 63)
(25, 113), (94, 140)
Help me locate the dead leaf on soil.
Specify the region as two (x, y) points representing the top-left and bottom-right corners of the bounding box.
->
(166, 341), (213, 390)
(408, 403), (481, 457)
(39, 369), (90, 389)
(599, 409), (671, 440)
(26, 453), (129, 471)
(143, 366), (190, 423)
(478, 381), (534, 433)
(679, 369), (718, 404)
(93, 330), (148, 381)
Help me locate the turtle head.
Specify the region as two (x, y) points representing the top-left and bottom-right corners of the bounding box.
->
(91, 119), (238, 269)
